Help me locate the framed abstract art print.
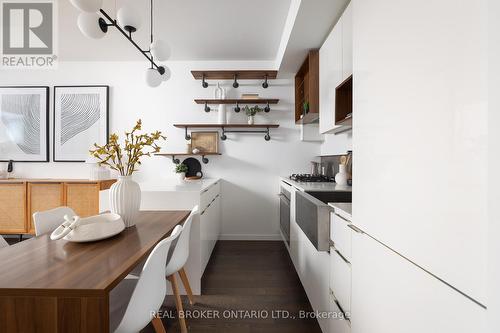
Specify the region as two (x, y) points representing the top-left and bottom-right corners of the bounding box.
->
(53, 85), (109, 162)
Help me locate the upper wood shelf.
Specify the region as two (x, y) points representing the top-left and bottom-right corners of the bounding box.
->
(194, 99), (279, 105)
(174, 124), (279, 129)
(191, 70), (278, 80)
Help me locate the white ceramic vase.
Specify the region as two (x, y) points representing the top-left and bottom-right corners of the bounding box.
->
(109, 175), (141, 228)
(335, 164), (348, 186)
(248, 116), (255, 125)
(215, 83), (227, 124)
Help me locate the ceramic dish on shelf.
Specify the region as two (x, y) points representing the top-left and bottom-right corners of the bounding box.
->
(50, 213), (125, 243)
(185, 176), (202, 181)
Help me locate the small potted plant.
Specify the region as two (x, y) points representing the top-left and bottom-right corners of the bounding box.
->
(175, 163), (188, 182)
(303, 101), (310, 115)
(90, 119), (166, 227)
(245, 105), (263, 125)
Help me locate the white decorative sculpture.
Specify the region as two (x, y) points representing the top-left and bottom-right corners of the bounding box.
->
(50, 213), (125, 242)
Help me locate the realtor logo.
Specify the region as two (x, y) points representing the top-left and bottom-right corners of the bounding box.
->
(1, 0), (57, 68)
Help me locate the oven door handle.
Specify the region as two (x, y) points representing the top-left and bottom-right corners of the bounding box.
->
(278, 193), (290, 203)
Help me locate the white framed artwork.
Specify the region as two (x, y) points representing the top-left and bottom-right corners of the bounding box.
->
(53, 86), (109, 162)
(0, 86), (49, 162)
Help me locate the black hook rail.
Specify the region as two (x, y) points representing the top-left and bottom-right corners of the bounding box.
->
(175, 124), (279, 142)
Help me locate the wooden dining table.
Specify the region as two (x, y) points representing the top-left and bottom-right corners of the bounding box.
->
(0, 210), (190, 333)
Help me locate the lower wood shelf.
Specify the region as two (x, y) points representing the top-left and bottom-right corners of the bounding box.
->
(174, 124), (280, 141)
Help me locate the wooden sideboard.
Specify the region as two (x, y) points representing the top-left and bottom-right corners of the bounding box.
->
(0, 179), (115, 235)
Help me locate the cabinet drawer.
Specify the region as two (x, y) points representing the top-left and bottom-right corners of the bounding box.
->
(0, 183), (27, 233)
(200, 181), (220, 211)
(330, 246), (352, 315)
(330, 212), (352, 261)
(330, 291), (351, 333)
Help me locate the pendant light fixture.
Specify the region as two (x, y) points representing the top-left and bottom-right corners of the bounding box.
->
(70, 0), (171, 87)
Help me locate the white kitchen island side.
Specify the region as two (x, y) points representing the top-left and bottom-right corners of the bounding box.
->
(103, 178), (221, 295)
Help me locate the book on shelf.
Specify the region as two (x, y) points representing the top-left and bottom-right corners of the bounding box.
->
(241, 93), (260, 100)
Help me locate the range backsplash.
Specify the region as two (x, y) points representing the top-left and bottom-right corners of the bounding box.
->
(320, 152), (352, 179)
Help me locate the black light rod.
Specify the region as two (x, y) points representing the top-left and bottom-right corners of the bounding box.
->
(99, 9), (161, 71)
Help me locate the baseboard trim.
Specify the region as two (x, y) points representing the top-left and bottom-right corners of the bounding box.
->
(219, 234), (282, 241)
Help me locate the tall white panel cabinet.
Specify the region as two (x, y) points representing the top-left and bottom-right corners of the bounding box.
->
(351, 231), (486, 333)
(352, 0), (488, 330)
(319, 16), (342, 134)
(341, 3), (352, 79)
(319, 2), (352, 134)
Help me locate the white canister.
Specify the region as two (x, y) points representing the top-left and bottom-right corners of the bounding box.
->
(335, 164), (348, 186)
(217, 104), (227, 124)
(109, 175), (141, 228)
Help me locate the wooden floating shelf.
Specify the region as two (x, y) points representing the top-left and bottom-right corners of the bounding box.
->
(194, 98), (279, 105)
(156, 153), (222, 156)
(191, 70), (278, 80)
(156, 152), (221, 164)
(174, 124), (279, 129)
(174, 124), (280, 141)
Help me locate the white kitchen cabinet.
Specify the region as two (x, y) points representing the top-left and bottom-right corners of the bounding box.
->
(138, 179), (221, 295)
(341, 2), (353, 79)
(200, 192), (221, 274)
(319, 17), (343, 134)
(319, 1), (353, 134)
(353, 0), (487, 303)
(330, 212), (352, 262)
(289, 216), (330, 333)
(330, 292), (351, 333)
(330, 247), (352, 315)
(350, 231), (486, 333)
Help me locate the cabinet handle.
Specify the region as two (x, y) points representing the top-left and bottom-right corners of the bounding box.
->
(334, 248), (351, 265)
(334, 298), (351, 322)
(330, 289), (351, 322)
(335, 213), (351, 223)
(347, 224), (364, 234)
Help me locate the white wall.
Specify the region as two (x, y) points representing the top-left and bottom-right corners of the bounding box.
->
(0, 61), (320, 239)
(320, 131), (352, 156)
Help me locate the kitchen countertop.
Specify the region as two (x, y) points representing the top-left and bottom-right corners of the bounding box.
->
(0, 178), (115, 183)
(139, 178), (219, 192)
(328, 202), (352, 221)
(280, 176), (352, 193)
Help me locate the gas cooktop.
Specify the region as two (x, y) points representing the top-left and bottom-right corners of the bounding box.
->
(289, 174), (334, 183)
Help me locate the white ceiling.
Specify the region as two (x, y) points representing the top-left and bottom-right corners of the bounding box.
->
(278, 0), (350, 74)
(59, 0), (292, 61)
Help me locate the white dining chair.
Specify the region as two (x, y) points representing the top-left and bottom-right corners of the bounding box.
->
(165, 206), (199, 333)
(33, 206), (76, 236)
(0, 235), (8, 248)
(111, 224), (182, 333)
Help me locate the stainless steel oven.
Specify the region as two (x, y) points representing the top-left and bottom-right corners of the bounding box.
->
(279, 182), (291, 245)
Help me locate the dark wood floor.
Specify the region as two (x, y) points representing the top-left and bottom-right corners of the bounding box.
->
(142, 241), (322, 333)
